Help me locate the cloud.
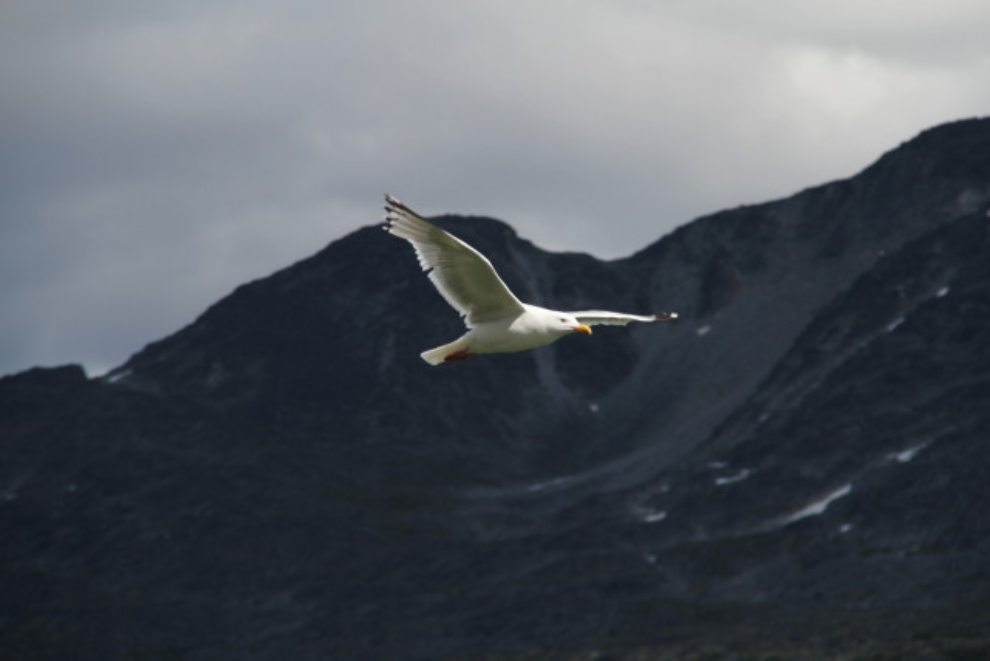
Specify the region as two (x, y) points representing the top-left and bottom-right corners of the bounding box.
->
(2, 0), (989, 376)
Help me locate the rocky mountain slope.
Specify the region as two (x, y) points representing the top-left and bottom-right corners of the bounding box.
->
(2, 118), (990, 659)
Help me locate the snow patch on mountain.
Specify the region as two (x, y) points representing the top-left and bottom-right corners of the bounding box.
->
(780, 483), (853, 526)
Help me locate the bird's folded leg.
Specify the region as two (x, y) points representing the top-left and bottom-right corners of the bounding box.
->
(444, 349), (473, 363)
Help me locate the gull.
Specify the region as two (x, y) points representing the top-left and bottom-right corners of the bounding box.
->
(384, 195), (677, 365)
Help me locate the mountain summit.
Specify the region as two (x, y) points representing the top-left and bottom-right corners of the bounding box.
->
(3, 118), (990, 659)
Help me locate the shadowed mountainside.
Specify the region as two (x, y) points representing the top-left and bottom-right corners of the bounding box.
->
(3, 118), (990, 659)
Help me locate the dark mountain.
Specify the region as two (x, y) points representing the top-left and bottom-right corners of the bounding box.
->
(3, 118), (990, 659)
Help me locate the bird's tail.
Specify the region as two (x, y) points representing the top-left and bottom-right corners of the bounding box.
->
(420, 338), (471, 365)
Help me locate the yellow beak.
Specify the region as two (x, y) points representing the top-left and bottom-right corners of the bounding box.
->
(572, 324), (592, 335)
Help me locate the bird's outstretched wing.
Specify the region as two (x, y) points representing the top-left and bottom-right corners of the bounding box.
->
(384, 195), (526, 325)
(570, 310), (678, 326)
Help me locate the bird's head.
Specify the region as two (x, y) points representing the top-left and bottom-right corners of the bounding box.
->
(556, 314), (591, 336)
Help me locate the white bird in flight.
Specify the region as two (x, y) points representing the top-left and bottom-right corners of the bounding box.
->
(384, 195), (677, 365)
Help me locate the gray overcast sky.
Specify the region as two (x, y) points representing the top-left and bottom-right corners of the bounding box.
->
(2, 0), (989, 377)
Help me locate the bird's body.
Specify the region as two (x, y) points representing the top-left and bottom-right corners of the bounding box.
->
(384, 195), (676, 365)
(424, 304), (589, 364)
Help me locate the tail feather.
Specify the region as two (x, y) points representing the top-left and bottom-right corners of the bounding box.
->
(420, 338), (469, 365)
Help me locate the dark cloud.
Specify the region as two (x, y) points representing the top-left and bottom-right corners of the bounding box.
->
(2, 0), (988, 376)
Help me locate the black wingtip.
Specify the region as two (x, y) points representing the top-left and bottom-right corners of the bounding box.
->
(654, 311), (678, 322)
(384, 194), (423, 220)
